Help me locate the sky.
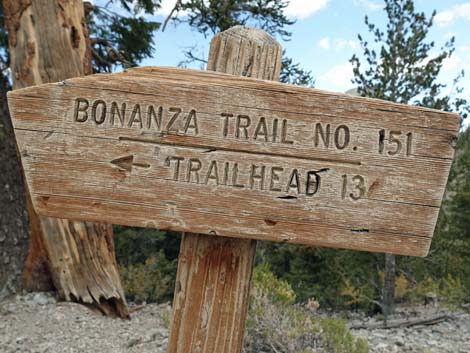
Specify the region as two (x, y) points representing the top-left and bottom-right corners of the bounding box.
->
(96, 0), (470, 97)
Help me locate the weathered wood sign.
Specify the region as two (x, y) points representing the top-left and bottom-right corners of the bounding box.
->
(8, 66), (460, 256)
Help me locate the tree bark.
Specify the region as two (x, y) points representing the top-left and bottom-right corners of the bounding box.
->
(0, 60), (31, 300)
(3, 0), (128, 317)
(167, 26), (282, 353)
(383, 253), (396, 319)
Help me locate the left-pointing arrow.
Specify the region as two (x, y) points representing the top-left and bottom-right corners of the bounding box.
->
(110, 155), (150, 172)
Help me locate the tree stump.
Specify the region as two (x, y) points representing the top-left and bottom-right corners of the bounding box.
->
(3, 0), (128, 317)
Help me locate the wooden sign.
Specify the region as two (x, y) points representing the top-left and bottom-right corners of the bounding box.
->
(8, 66), (460, 256)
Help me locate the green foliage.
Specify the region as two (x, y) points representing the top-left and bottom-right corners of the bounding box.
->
(108, 16), (160, 63)
(120, 251), (176, 303)
(161, 308), (172, 329)
(247, 264), (368, 353)
(344, 0), (470, 315)
(252, 262), (296, 305)
(114, 226), (180, 303)
(412, 275), (466, 309)
(321, 318), (369, 353)
(114, 226), (180, 266)
(257, 242), (381, 311)
(401, 128), (470, 304)
(281, 54), (315, 87)
(257, 242), (335, 304)
(175, 0), (294, 38)
(86, 1), (161, 71)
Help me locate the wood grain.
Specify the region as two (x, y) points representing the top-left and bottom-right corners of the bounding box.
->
(8, 62), (460, 257)
(4, 0), (128, 317)
(167, 26), (281, 353)
(169, 233), (256, 353)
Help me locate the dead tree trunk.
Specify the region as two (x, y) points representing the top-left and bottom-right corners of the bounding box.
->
(383, 253), (396, 319)
(3, 0), (128, 317)
(0, 58), (30, 300)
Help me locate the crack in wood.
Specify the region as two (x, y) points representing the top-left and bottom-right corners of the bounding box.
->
(264, 219), (277, 226)
(277, 195), (297, 200)
(118, 136), (362, 166)
(43, 131), (54, 139)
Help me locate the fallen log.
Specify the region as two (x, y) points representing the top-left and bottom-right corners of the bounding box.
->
(350, 314), (451, 330)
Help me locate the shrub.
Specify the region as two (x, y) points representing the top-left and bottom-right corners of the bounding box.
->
(245, 264), (368, 353)
(120, 251), (177, 303)
(321, 318), (368, 353)
(113, 226), (180, 303)
(411, 275), (466, 309)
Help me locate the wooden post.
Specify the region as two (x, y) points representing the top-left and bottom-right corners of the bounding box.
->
(3, 0), (128, 317)
(167, 26), (282, 353)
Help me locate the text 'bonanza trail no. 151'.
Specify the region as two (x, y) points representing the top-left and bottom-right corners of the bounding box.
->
(8, 66), (461, 256)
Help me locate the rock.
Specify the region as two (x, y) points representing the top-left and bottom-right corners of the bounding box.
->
(33, 294), (49, 306)
(424, 292), (439, 308)
(376, 342), (389, 349)
(395, 337), (405, 346)
(29, 292), (56, 306)
(350, 305), (470, 353)
(126, 337), (142, 348)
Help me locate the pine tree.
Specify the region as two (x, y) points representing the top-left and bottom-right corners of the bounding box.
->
(350, 0), (469, 317)
(427, 128), (470, 289)
(85, 0), (161, 72)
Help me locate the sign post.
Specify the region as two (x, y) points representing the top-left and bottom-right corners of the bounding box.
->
(167, 26), (282, 353)
(7, 26), (460, 353)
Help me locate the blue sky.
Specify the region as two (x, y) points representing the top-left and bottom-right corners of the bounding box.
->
(96, 0), (470, 97)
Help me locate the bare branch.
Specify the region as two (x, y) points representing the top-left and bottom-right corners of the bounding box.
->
(162, 0), (182, 32)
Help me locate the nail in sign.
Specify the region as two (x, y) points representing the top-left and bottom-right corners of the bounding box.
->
(8, 67), (460, 256)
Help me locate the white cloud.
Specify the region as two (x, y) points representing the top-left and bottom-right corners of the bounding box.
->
(318, 62), (354, 92)
(460, 45), (470, 53)
(335, 38), (359, 51)
(444, 32), (456, 39)
(317, 37), (358, 51)
(436, 3), (470, 27)
(442, 54), (462, 72)
(353, 0), (381, 11)
(285, 0), (329, 20)
(318, 37), (331, 50)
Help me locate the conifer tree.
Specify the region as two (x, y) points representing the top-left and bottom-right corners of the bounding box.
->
(350, 0), (469, 317)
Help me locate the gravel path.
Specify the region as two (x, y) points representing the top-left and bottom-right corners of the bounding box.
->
(1, 292), (470, 353)
(0, 293), (171, 353)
